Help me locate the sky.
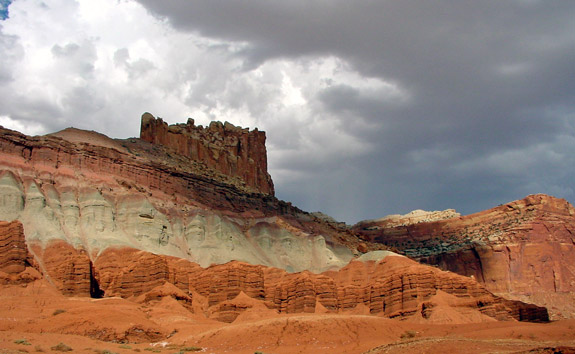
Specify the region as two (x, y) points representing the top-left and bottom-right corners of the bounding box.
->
(0, 0), (574, 224)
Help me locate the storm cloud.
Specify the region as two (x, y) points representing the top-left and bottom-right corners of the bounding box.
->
(1, 0), (574, 222)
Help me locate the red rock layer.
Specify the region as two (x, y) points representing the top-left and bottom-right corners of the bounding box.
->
(93, 248), (170, 298)
(0, 237), (546, 323)
(353, 194), (575, 318)
(90, 247), (547, 323)
(0, 221), (29, 274)
(140, 112), (274, 195)
(0, 220), (39, 284)
(29, 241), (92, 296)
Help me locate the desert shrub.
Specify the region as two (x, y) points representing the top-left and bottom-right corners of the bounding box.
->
(180, 347), (202, 352)
(400, 330), (417, 339)
(52, 309), (66, 316)
(50, 343), (73, 352)
(14, 338), (31, 345)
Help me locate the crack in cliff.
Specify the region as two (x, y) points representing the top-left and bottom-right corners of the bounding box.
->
(90, 261), (104, 298)
(471, 247), (486, 283)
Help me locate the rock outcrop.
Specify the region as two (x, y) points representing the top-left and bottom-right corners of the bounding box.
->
(87, 247), (548, 323)
(28, 240), (92, 296)
(0, 124), (370, 274)
(17, 241), (544, 323)
(0, 221), (29, 274)
(0, 117), (558, 327)
(140, 112), (274, 195)
(354, 194), (575, 319)
(0, 220), (40, 285)
(355, 209), (460, 229)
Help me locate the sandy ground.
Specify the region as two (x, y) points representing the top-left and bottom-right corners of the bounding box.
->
(1, 280), (574, 354)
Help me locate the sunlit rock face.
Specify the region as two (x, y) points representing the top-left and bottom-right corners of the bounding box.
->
(248, 223), (347, 273)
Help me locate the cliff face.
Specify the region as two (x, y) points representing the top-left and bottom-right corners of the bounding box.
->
(354, 194), (575, 319)
(8, 241), (550, 324)
(0, 118), (557, 326)
(140, 113), (274, 195)
(0, 125), (371, 274)
(0, 220), (40, 285)
(0, 221), (29, 274)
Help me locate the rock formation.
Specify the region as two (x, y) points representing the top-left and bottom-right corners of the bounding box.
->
(0, 220), (40, 284)
(0, 221), (29, 274)
(355, 209), (460, 229)
(140, 112), (274, 195)
(9, 242), (550, 324)
(0, 116), (560, 327)
(354, 194), (575, 319)
(28, 240), (93, 296)
(91, 248), (550, 323)
(0, 124), (371, 274)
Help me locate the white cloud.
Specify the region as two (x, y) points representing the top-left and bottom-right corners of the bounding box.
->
(2, 0), (573, 222)
(0, 0), (383, 185)
(0, 115), (45, 136)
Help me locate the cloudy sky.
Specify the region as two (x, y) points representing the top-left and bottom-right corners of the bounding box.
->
(0, 0), (574, 223)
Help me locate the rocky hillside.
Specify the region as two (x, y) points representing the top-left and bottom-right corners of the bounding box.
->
(0, 116), (380, 274)
(354, 194), (575, 319)
(0, 220), (547, 325)
(0, 114), (556, 327)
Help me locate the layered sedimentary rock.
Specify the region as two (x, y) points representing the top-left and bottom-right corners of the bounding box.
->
(0, 221), (29, 274)
(0, 220), (40, 285)
(94, 248), (171, 298)
(354, 194), (575, 319)
(88, 247), (547, 323)
(28, 240), (92, 296)
(0, 124), (369, 274)
(356, 209), (460, 229)
(140, 112), (274, 195)
(0, 118), (557, 326)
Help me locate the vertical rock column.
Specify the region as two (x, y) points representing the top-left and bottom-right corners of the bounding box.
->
(140, 113), (274, 195)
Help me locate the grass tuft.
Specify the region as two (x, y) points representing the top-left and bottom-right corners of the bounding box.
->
(400, 330), (417, 339)
(14, 338), (32, 345)
(51, 343), (73, 352)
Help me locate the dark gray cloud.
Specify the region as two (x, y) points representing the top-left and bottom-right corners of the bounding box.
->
(0, 24), (21, 83)
(1, 0), (573, 224)
(135, 0), (575, 222)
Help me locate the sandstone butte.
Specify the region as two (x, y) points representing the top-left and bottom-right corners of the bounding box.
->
(140, 112), (274, 195)
(0, 113), (574, 353)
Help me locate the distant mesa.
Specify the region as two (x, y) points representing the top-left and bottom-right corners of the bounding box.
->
(355, 208), (460, 230)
